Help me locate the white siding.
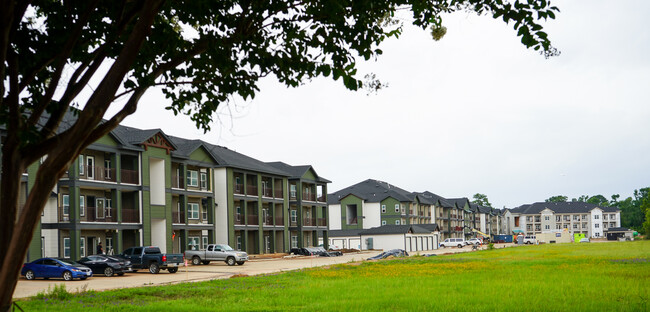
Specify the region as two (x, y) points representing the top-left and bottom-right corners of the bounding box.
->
(590, 208), (603, 238)
(361, 234), (403, 250)
(42, 229), (59, 257)
(328, 204), (342, 230)
(41, 196), (58, 223)
(213, 168), (228, 243)
(363, 202), (381, 229)
(151, 219), (167, 253)
(149, 158), (165, 205)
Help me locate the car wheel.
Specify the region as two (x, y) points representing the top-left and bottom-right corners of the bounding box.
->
(63, 271), (73, 281)
(192, 256), (201, 265)
(148, 262), (160, 274)
(236, 261), (245, 266)
(226, 257), (235, 266)
(168, 267), (178, 273)
(25, 270), (35, 280)
(202, 261), (210, 265)
(457, 244), (463, 248)
(104, 267), (114, 277)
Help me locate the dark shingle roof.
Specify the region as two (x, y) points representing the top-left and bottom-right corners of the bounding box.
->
(328, 229), (363, 237)
(328, 179), (415, 204)
(266, 161), (331, 183)
(201, 142), (289, 176)
(359, 224), (439, 235)
(605, 227), (632, 232)
(512, 202), (620, 214)
(419, 191), (455, 208)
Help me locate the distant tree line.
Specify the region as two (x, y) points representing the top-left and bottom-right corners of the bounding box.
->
(545, 187), (650, 234)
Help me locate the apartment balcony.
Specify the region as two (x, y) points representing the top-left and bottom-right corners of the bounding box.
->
(122, 209), (139, 223)
(247, 214), (259, 225)
(262, 188), (273, 198)
(346, 217), (357, 226)
(275, 216), (284, 226)
(82, 165), (117, 182)
(303, 193), (316, 201)
(317, 195), (326, 202)
(83, 207), (116, 222)
(120, 169), (139, 184)
(303, 217), (317, 226)
(171, 175), (184, 189)
(234, 213), (243, 225)
(58, 208), (71, 222)
(246, 185), (258, 196)
(172, 211), (185, 224)
(234, 183), (244, 195)
(262, 215), (273, 225)
(274, 189), (284, 199)
(317, 218), (327, 227)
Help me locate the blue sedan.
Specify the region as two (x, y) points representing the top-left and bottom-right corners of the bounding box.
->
(21, 258), (93, 281)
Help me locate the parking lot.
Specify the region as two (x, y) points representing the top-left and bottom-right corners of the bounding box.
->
(13, 245), (507, 299)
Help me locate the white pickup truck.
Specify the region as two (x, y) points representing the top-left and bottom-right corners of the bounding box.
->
(184, 244), (249, 266)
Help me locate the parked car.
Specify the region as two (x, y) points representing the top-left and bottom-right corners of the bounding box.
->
(367, 249), (409, 260)
(579, 238), (590, 243)
(523, 235), (538, 244)
(439, 238), (465, 248)
(21, 258), (92, 281)
(466, 238), (483, 246)
(119, 246), (184, 274)
(77, 255), (132, 277)
(185, 244), (249, 266)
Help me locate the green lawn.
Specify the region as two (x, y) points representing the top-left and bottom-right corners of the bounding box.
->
(17, 241), (650, 311)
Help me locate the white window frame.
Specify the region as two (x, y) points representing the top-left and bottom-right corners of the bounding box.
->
(382, 220), (386, 225)
(291, 236), (298, 248)
(395, 220), (400, 225)
(79, 195), (85, 217)
(104, 159), (112, 179)
(79, 155), (84, 175)
(594, 215), (599, 219)
(202, 204), (208, 222)
(80, 237), (86, 257)
(96, 198), (105, 219)
(236, 206), (241, 221)
(236, 236), (242, 250)
(381, 205), (386, 213)
(106, 237), (113, 254)
(188, 203), (200, 219)
(395, 204), (399, 212)
(105, 199), (112, 217)
(62, 195), (70, 216)
(202, 236), (209, 249)
(544, 216), (549, 221)
(187, 170), (199, 187)
(290, 210), (297, 223)
(290, 184), (297, 198)
(595, 223), (599, 228)
(86, 156), (95, 180)
(200, 172), (208, 189)
(63, 237), (71, 258)
(188, 237), (200, 250)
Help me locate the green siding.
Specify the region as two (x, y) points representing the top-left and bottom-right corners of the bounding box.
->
(189, 146), (216, 164)
(301, 169), (317, 181)
(95, 134), (118, 147)
(340, 195), (363, 230)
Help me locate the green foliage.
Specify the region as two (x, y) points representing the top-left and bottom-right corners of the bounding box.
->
(545, 195), (568, 202)
(35, 284), (72, 301)
(487, 242), (495, 250)
(472, 193), (492, 208)
(641, 192), (650, 236)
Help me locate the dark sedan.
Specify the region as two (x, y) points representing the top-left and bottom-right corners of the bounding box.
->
(22, 258), (92, 281)
(77, 255), (132, 277)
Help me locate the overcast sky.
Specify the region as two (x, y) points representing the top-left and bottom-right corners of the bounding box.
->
(111, 0), (650, 208)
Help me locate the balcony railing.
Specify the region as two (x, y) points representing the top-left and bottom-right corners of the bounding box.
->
(121, 169), (139, 184)
(317, 195), (326, 202)
(274, 189), (284, 198)
(234, 213), (243, 225)
(122, 209), (139, 223)
(82, 165), (117, 182)
(262, 188), (273, 198)
(317, 218), (327, 226)
(247, 185), (258, 196)
(171, 175), (184, 189)
(346, 217), (358, 225)
(59, 207), (71, 222)
(303, 193), (316, 201)
(262, 215), (273, 225)
(172, 211), (185, 223)
(84, 207), (116, 222)
(275, 216), (284, 226)
(234, 183), (244, 195)
(247, 214), (259, 225)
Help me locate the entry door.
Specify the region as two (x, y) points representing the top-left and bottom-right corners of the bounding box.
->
(262, 209), (269, 225)
(86, 156), (95, 179)
(264, 236), (271, 253)
(96, 198), (105, 219)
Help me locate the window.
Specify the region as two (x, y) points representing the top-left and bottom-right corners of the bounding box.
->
(236, 236), (242, 250)
(395, 220), (400, 225)
(556, 224), (561, 230)
(200, 172), (208, 189)
(544, 216), (550, 221)
(236, 206), (241, 221)
(563, 224), (568, 229)
(187, 170), (199, 187)
(106, 199), (112, 217)
(79, 195), (85, 217)
(595, 232), (600, 237)
(382, 220), (386, 225)
(595, 224), (599, 228)
(290, 210), (297, 223)
(573, 224), (578, 229)
(573, 215), (579, 221)
(401, 204), (405, 213)
(556, 216), (561, 222)
(526, 216), (532, 222)
(188, 237), (200, 250)
(610, 214), (616, 220)
(105, 159), (111, 179)
(594, 215), (599, 219)
(62, 195), (70, 216)
(106, 237), (113, 254)
(202, 237), (209, 249)
(582, 223), (587, 229)
(290, 185), (297, 198)
(395, 204), (399, 212)
(202, 204), (208, 221)
(79, 155), (84, 175)
(80, 237), (85, 257)
(564, 215), (570, 221)
(381, 205), (386, 213)
(187, 203), (199, 219)
(63, 238), (71, 258)
(291, 236), (298, 248)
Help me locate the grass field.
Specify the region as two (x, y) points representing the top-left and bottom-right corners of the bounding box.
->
(17, 241), (649, 311)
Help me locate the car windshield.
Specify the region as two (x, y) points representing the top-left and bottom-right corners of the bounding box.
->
(58, 259), (80, 266)
(222, 245), (234, 251)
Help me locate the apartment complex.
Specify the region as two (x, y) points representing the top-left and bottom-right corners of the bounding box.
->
(505, 202), (620, 238)
(10, 117), (329, 262)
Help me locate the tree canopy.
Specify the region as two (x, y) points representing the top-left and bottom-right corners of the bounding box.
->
(0, 1), (560, 309)
(472, 193), (492, 208)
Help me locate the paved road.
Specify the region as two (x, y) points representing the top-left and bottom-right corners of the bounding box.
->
(13, 245), (506, 299)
